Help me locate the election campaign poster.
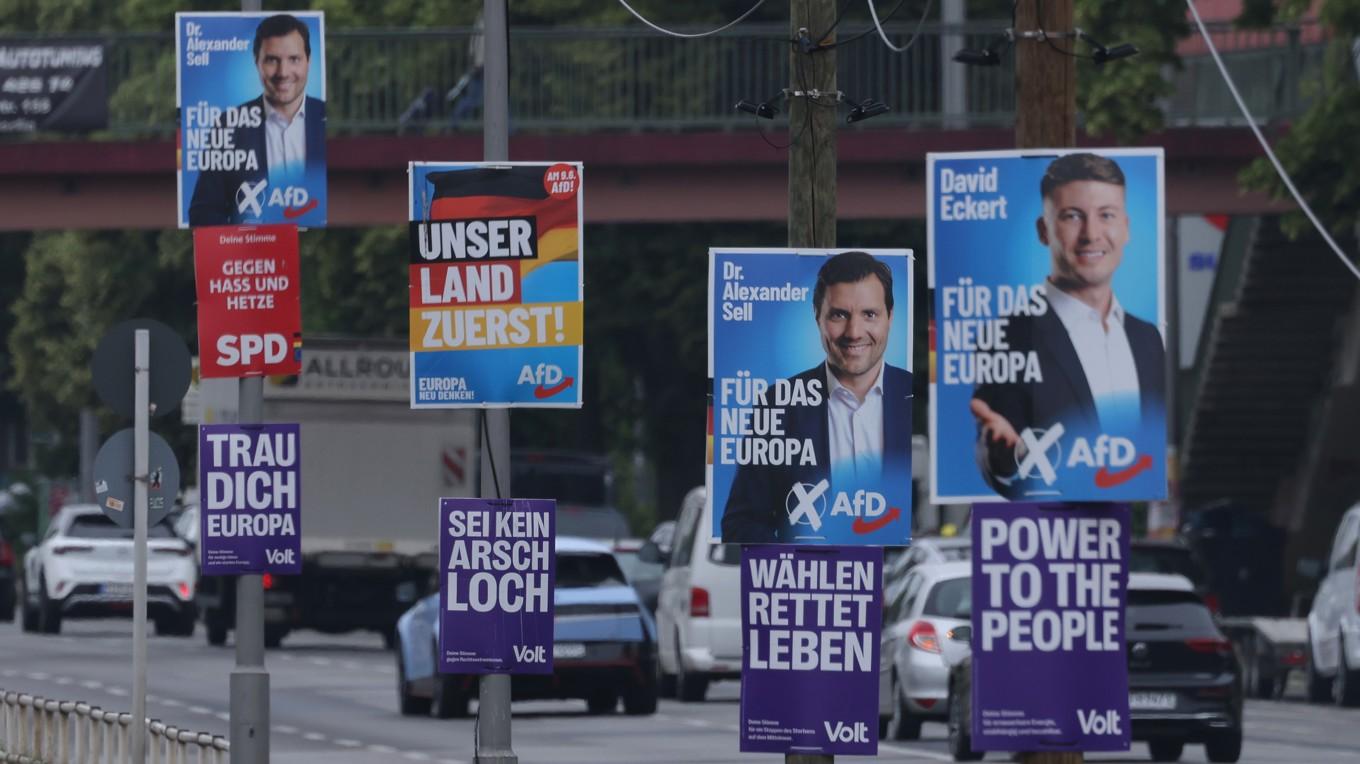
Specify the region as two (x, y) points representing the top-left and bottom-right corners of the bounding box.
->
(708, 249), (913, 545)
(928, 148), (1166, 504)
(0, 42), (107, 133)
(194, 224), (302, 378)
(199, 424), (301, 575)
(176, 11), (326, 228)
(971, 503), (1130, 752)
(740, 545), (882, 755)
(439, 498), (555, 674)
(407, 162), (584, 408)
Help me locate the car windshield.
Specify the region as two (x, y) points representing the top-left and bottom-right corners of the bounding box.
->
(557, 552), (628, 588)
(923, 576), (971, 619)
(1127, 590), (1218, 637)
(66, 513), (176, 539)
(614, 550), (664, 583)
(1130, 546), (1205, 586)
(937, 546), (970, 561)
(708, 542), (741, 566)
(556, 506), (631, 540)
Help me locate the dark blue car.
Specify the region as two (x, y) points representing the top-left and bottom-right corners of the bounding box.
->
(395, 536), (659, 717)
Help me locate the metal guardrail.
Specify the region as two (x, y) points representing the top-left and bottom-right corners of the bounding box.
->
(0, 20), (1332, 138)
(0, 690), (228, 764)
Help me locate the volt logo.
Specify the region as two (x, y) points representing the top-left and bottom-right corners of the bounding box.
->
(518, 364), (573, 398)
(1076, 708), (1123, 736)
(823, 720), (869, 744)
(513, 644), (546, 663)
(265, 548), (295, 566)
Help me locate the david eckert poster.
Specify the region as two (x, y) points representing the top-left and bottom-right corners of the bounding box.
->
(708, 248), (913, 545)
(928, 149), (1166, 503)
(176, 11), (327, 228)
(407, 162), (584, 408)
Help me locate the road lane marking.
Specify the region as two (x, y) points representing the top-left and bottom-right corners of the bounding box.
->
(369, 744), (398, 754)
(335, 738), (361, 747)
(81, 680), (102, 689)
(107, 687), (127, 697)
(273, 724), (299, 735)
(189, 706), (212, 715)
(402, 753), (431, 761)
(303, 732), (327, 742)
(214, 712), (229, 721)
(877, 743), (955, 761)
(26, 672), (50, 680)
(161, 698), (182, 708)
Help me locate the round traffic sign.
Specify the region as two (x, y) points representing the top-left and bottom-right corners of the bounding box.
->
(92, 428), (181, 529)
(92, 318), (192, 419)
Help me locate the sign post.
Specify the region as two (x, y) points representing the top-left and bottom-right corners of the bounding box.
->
(132, 329), (148, 764)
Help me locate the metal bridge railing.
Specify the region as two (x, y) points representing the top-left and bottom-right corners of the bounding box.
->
(0, 690), (228, 764)
(0, 20), (1332, 139)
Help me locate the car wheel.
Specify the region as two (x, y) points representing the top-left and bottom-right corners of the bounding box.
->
(947, 681), (982, 761)
(656, 648), (677, 699)
(674, 636), (708, 702)
(264, 625), (288, 649)
(586, 689), (617, 715)
(382, 627), (397, 651)
(1148, 738), (1184, 762)
(0, 588), (14, 623)
(622, 681), (658, 716)
(1336, 633), (1360, 707)
(430, 674), (469, 719)
(1204, 729), (1242, 763)
(889, 673), (922, 741)
(38, 579), (61, 635)
(205, 615), (229, 646)
(1307, 633), (1335, 703)
(395, 637), (432, 717)
(19, 581), (38, 633)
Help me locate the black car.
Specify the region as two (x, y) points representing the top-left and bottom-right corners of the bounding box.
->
(0, 528), (15, 622)
(946, 577), (1243, 763)
(1130, 539), (1218, 612)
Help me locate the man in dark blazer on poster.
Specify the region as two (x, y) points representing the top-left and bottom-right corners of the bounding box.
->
(188, 14), (325, 226)
(721, 251), (913, 543)
(970, 153), (1165, 496)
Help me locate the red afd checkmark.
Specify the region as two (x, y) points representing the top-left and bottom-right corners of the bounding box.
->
(533, 377), (574, 399)
(852, 507), (901, 535)
(283, 199), (319, 219)
(1094, 453), (1154, 488)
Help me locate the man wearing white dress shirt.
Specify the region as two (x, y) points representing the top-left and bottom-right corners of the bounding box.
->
(970, 153), (1165, 497)
(188, 14), (326, 225)
(721, 252), (913, 542)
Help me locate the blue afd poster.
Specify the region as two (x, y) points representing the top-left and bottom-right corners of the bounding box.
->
(928, 149), (1166, 503)
(176, 11), (326, 228)
(709, 249), (913, 545)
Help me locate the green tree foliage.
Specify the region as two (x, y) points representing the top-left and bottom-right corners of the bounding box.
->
(1241, 0), (1360, 239)
(1075, 0), (1189, 142)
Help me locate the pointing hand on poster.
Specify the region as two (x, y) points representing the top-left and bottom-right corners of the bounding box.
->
(969, 398), (1018, 448)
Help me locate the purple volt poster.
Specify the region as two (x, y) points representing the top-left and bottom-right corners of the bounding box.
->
(740, 545), (882, 755)
(198, 423), (301, 575)
(439, 498), (555, 675)
(971, 503), (1130, 752)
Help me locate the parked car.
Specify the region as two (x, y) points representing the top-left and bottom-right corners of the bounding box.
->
(611, 538), (665, 615)
(1306, 501), (1360, 706)
(394, 536), (658, 717)
(1131, 538), (1218, 612)
(883, 535), (972, 611)
(20, 504), (197, 636)
(655, 486), (741, 702)
(945, 573), (1243, 763)
(0, 526), (15, 622)
(878, 560), (971, 740)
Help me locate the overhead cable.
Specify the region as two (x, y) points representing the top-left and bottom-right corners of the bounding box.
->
(616, 0), (767, 39)
(1185, 0), (1360, 280)
(867, 0), (938, 54)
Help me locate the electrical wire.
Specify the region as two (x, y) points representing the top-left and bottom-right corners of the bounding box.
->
(1185, 0), (1360, 280)
(816, 0), (858, 46)
(866, 0), (937, 54)
(817, 0), (909, 50)
(616, 0), (767, 39)
(480, 410), (503, 498)
(1032, 0), (1094, 60)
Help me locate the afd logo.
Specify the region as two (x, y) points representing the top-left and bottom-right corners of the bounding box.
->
(823, 720), (869, 744)
(785, 483), (899, 535)
(265, 548), (295, 566)
(1076, 708), (1123, 736)
(234, 180), (317, 219)
(512, 644), (546, 663)
(1009, 425), (1149, 488)
(518, 364), (573, 399)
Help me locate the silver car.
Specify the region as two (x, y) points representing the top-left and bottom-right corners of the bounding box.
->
(878, 560), (970, 739)
(1307, 501), (1360, 705)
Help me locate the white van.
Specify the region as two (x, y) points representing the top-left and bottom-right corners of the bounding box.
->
(1307, 501), (1360, 705)
(654, 486), (742, 701)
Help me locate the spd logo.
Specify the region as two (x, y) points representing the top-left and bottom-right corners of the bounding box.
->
(517, 363), (573, 399)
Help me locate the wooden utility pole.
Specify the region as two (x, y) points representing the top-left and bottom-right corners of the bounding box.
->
(1015, 1), (1081, 761)
(786, 3), (836, 763)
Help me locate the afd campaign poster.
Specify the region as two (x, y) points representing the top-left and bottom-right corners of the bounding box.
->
(198, 424), (301, 575)
(740, 545), (882, 755)
(193, 224), (302, 379)
(439, 498), (556, 674)
(408, 163), (584, 408)
(971, 503), (1130, 752)
(709, 249), (913, 545)
(928, 149), (1166, 504)
(176, 11), (326, 228)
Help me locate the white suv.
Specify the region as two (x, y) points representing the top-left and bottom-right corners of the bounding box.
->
(655, 486), (741, 701)
(21, 504), (198, 636)
(1307, 501), (1360, 705)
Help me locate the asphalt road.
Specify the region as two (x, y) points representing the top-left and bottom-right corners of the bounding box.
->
(1, 619), (1357, 763)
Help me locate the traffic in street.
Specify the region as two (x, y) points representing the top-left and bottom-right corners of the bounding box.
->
(2, 619), (1356, 763)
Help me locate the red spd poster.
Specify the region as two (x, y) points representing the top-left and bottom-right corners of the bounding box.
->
(194, 224), (301, 378)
